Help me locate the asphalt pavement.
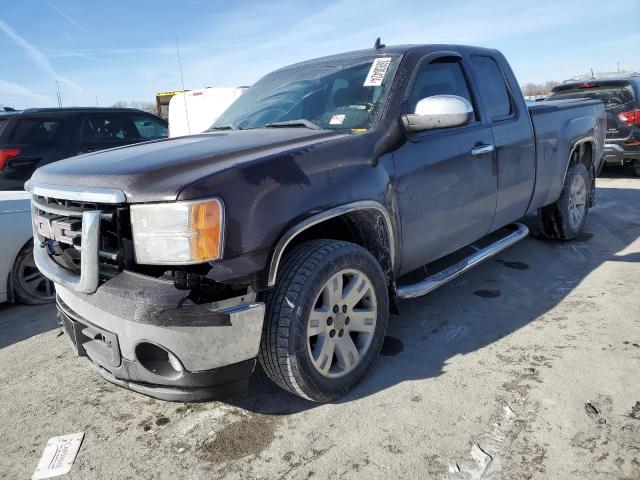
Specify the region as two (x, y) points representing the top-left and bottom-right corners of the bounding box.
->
(1, 171), (639, 480)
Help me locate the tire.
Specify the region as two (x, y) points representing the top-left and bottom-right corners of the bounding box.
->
(258, 239), (389, 402)
(539, 162), (590, 240)
(11, 243), (55, 305)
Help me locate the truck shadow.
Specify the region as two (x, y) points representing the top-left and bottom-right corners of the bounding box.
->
(0, 302), (57, 349)
(228, 185), (640, 414)
(600, 164), (639, 178)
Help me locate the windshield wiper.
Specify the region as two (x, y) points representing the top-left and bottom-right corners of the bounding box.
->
(208, 123), (241, 131)
(264, 119), (322, 130)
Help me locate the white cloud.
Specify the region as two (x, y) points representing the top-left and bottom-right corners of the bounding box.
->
(43, 0), (86, 33)
(0, 78), (51, 105)
(5, 0), (636, 105)
(0, 17), (79, 89)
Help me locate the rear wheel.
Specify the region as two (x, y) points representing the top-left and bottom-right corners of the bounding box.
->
(258, 240), (388, 402)
(539, 162), (590, 240)
(11, 243), (55, 305)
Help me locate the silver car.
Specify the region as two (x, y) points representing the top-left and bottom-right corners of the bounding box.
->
(1, 191), (54, 304)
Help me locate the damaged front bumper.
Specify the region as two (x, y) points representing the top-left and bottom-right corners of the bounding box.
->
(55, 271), (265, 402)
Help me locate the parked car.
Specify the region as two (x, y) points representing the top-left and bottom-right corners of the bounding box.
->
(0, 191), (54, 304)
(0, 107), (168, 190)
(26, 44), (605, 402)
(547, 76), (640, 175)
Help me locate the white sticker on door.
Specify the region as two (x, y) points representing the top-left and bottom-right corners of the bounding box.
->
(363, 57), (391, 87)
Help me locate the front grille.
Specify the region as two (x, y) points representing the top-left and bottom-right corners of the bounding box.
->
(33, 194), (134, 281)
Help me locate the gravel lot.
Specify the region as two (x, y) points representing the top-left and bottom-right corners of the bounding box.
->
(1, 172), (639, 480)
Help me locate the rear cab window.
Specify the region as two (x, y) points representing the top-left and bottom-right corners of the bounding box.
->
(469, 55), (513, 121)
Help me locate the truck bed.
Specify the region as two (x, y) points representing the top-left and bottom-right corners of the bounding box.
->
(527, 98), (605, 212)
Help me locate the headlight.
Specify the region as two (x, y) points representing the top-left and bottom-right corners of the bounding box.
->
(130, 198), (223, 264)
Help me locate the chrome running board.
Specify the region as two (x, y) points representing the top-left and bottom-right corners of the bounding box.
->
(396, 223), (529, 300)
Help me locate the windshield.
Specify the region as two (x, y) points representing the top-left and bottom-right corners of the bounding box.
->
(548, 84), (635, 109)
(210, 54), (401, 131)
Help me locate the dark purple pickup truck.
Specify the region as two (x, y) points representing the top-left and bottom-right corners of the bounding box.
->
(26, 44), (605, 402)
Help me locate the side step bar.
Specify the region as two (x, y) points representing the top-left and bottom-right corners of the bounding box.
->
(396, 223), (529, 300)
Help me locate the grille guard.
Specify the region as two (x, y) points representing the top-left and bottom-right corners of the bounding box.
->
(32, 208), (102, 293)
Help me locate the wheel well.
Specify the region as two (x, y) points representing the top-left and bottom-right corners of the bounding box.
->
(274, 209), (398, 312)
(569, 140), (596, 207)
(571, 140), (594, 170)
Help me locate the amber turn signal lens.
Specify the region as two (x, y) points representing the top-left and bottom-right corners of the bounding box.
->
(130, 198), (224, 265)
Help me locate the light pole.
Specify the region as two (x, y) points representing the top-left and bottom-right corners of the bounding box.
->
(55, 81), (62, 107)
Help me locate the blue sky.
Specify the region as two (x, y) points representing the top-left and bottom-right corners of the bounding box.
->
(1, 0), (638, 108)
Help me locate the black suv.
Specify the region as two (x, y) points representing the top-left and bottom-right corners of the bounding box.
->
(548, 76), (640, 175)
(0, 107), (168, 190)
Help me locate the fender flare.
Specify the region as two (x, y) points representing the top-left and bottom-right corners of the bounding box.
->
(266, 200), (396, 287)
(559, 136), (596, 189)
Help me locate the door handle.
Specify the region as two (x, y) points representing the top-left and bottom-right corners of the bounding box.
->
(471, 144), (495, 156)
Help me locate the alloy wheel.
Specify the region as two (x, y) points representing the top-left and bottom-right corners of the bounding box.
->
(568, 173), (587, 228)
(307, 269), (377, 378)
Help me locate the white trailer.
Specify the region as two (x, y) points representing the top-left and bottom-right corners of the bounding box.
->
(168, 87), (248, 137)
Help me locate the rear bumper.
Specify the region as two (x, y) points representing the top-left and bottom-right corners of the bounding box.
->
(55, 271), (265, 402)
(604, 143), (640, 165)
(604, 143), (625, 164)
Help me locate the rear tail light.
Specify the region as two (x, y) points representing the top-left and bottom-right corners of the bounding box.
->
(0, 148), (21, 171)
(618, 109), (640, 125)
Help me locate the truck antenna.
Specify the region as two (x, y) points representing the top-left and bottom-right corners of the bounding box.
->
(176, 36), (191, 135)
(374, 37), (385, 50)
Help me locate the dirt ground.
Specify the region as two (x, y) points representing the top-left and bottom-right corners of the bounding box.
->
(1, 171), (639, 480)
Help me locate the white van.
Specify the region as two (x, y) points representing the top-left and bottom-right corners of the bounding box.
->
(168, 87), (248, 137)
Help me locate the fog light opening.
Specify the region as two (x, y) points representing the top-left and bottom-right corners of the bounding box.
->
(135, 342), (184, 379)
(168, 351), (184, 373)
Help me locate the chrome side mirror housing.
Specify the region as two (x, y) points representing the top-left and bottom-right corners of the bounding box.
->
(401, 95), (473, 132)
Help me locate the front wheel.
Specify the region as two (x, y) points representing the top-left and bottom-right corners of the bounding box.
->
(539, 162), (590, 240)
(258, 240), (389, 402)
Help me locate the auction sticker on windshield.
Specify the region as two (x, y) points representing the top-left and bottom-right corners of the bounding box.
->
(364, 57), (391, 87)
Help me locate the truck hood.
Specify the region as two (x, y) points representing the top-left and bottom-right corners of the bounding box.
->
(29, 129), (349, 203)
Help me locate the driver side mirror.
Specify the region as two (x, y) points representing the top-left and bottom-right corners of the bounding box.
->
(401, 95), (473, 132)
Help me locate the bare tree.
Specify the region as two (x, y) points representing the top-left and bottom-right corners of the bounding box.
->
(111, 100), (156, 114)
(521, 80), (560, 97)
(543, 80), (560, 94)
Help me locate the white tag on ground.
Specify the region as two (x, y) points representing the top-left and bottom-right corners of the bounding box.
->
(32, 432), (84, 480)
